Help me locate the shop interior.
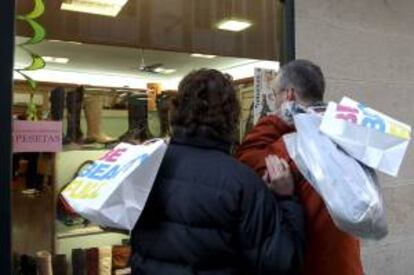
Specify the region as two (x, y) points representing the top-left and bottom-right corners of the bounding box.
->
(12, 0), (283, 274)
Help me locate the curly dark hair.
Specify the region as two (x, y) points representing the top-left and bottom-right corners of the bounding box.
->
(170, 69), (240, 142)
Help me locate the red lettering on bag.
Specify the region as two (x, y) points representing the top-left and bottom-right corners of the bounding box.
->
(100, 148), (127, 162)
(336, 104), (358, 123)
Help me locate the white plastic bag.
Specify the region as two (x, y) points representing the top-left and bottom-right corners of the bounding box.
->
(62, 139), (167, 230)
(284, 113), (388, 239)
(320, 97), (411, 176)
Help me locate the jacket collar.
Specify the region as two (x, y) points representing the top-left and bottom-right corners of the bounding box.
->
(170, 134), (232, 154)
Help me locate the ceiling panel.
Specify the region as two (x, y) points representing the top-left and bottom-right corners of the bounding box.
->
(17, 0), (283, 60)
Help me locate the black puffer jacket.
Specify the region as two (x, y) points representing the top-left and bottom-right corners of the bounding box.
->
(131, 135), (305, 275)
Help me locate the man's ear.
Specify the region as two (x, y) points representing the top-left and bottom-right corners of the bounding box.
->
(286, 88), (296, 101)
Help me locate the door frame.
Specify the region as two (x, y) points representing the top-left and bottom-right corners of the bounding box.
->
(0, 0), (15, 273)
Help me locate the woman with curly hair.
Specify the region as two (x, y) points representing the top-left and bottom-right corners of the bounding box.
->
(131, 69), (305, 275)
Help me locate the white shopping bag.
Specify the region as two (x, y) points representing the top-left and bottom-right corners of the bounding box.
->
(320, 97), (411, 177)
(284, 113), (388, 239)
(62, 139), (167, 230)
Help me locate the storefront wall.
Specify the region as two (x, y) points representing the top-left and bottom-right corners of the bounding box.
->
(295, 0), (414, 274)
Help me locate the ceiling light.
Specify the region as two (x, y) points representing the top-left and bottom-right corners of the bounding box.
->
(153, 67), (176, 74)
(49, 39), (83, 45)
(162, 69), (176, 74)
(216, 19), (252, 32)
(43, 56), (70, 64)
(191, 53), (217, 59)
(154, 67), (165, 73)
(61, 0), (129, 17)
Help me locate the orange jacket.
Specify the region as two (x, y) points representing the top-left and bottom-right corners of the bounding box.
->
(236, 115), (363, 275)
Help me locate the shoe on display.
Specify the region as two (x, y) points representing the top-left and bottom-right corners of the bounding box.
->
(156, 91), (176, 137)
(98, 246), (112, 275)
(50, 87), (65, 121)
(112, 245), (131, 271)
(86, 248), (99, 275)
(119, 93), (152, 143)
(63, 87), (84, 145)
(52, 254), (68, 275)
(20, 255), (37, 275)
(35, 251), (53, 275)
(83, 93), (116, 144)
(72, 248), (87, 275)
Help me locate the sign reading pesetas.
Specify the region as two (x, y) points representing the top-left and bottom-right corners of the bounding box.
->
(13, 120), (62, 153)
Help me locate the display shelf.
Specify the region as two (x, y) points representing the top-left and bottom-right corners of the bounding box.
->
(56, 222), (105, 239)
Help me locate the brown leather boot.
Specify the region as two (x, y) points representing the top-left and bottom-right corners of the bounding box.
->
(83, 94), (116, 144)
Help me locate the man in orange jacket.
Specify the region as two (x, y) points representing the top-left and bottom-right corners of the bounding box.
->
(236, 59), (364, 275)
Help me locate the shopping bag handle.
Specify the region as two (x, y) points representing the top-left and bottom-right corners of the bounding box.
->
(142, 138), (170, 146)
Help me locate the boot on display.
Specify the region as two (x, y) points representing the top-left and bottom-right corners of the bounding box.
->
(83, 93), (116, 144)
(119, 93), (152, 144)
(52, 254), (68, 275)
(35, 251), (53, 275)
(156, 91), (176, 137)
(50, 86), (65, 121)
(63, 87), (84, 145)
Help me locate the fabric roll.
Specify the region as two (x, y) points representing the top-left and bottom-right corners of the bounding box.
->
(72, 248), (87, 275)
(98, 246), (112, 275)
(36, 251), (53, 275)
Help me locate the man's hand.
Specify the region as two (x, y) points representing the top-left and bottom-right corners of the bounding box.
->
(263, 155), (294, 196)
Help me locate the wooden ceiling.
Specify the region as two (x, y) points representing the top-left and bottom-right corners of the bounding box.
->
(17, 0), (283, 60)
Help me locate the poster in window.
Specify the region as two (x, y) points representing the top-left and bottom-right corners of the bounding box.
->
(253, 68), (278, 124)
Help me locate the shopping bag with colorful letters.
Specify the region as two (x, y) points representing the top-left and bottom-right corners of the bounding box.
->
(284, 113), (388, 239)
(62, 139), (167, 230)
(320, 97), (411, 177)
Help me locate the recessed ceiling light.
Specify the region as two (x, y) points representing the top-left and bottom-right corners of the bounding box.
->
(153, 68), (176, 74)
(191, 53), (217, 59)
(216, 19), (252, 32)
(43, 56), (70, 64)
(154, 67), (165, 73)
(161, 69), (176, 74)
(61, 0), (129, 17)
(49, 39), (83, 45)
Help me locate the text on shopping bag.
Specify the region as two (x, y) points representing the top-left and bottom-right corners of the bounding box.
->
(64, 147), (149, 199)
(334, 103), (411, 139)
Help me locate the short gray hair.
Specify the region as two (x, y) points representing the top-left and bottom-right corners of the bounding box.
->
(278, 59), (325, 102)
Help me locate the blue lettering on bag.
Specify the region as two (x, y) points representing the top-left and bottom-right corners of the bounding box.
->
(102, 165), (122, 180)
(78, 163), (97, 178)
(89, 163), (111, 180)
(78, 153), (150, 181)
(358, 103), (386, 133)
